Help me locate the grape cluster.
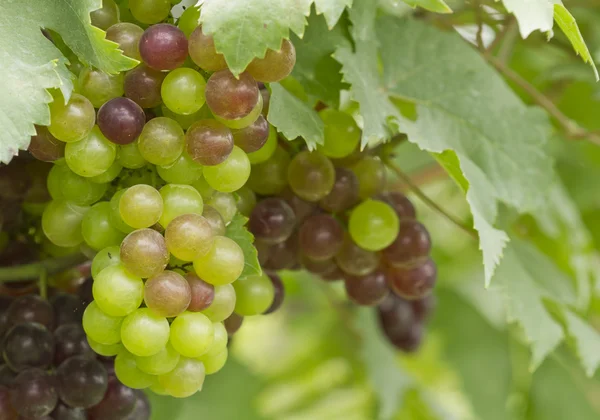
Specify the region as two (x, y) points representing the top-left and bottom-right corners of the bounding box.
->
(0, 284), (150, 419)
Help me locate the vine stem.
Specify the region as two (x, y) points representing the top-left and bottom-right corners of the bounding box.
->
(0, 253), (87, 283)
(383, 159), (479, 240)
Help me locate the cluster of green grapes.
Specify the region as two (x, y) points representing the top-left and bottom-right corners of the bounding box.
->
(29, 1), (295, 399)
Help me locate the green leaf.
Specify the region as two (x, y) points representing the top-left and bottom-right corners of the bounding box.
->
(563, 310), (600, 377)
(0, 0), (137, 163)
(267, 83), (325, 149)
(224, 213), (261, 279)
(314, 0), (353, 28)
(553, 4), (599, 81)
(501, 0), (557, 38)
(402, 0), (452, 14)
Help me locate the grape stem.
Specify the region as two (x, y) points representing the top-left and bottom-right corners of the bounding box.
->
(0, 253), (87, 283)
(383, 159), (479, 239)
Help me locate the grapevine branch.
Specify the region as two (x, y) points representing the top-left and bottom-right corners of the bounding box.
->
(0, 253), (87, 283)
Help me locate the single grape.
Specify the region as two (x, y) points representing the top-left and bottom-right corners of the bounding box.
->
(205, 70), (259, 121)
(144, 271), (191, 317)
(188, 25), (227, 71)
(200, 283), (235, 322)
(82, 301), (123, 345)
(29, 126), (65, 162)
(87, 377), (136, 420)
(246, 146), (290, 195)
(137, 117), (185, 166)
(223, 313), (243, 335)
(120, 308), (170, 357)
(78, 68), (124, 109)
(5, 295), (55, 330)
(53, 324), (93, 365)
(169, 311), (214, 358)
(298, 214), (343, 261)
(51, 294), (85, 327)
(287, 150), (335, 201)
(383, 220), (431, 267)
(118, 141), (147, 169)
(159, 184), (204, 227)
(319, 167), (359, 213)
(317, 109), (361, 158)
(344, 271), (389, 306)
(3, 323), (55, 371)
(51, 403), (87, 420)
(193, 236), (244, 286)
(9, 368), (57, 418)
(247, 124), (277, 164)
(233, 273), (274, 316)
(129, 0), (170, 24)
(280, 188), (316, 224)
(165, 214), (214, 261)
(135, 343), (179, 376)
(202, 205), (226, 236)
(246, 39), (296, 82)
(48, 93), (95, 143)
(335, 234), (379, 276)
(235, 186), (256, 217)
(177, 5), (200, 37)
(124, 64), (166, 109)
(161, 68), (206, 115)
(206, 192), (236, 224)
(90, 0), (119, 30)
(119, 184), (163, 229)
(93, 264), (144, 317)
(98, 98), (145, 145)
(349, 199), (399, 251)
(214, 93), (263, 130)
(157, 357), (205, 398)
(120, 228), (169, 278)
(91, 246), (121, 279)
(157, 152), (203, 185)
(198, 346), (227, 375)
(114, 350), (155, 389)
(186, 119), (234, 166)
(106, 22), (144, 60)
(377, 192), (416, 220)
(87, 337), (124, 357)
(82, 202), (125, 251)
(139, 24), (188, 70)
(387, 258), (437, 300)
(47, 163), (106, 206)
(56, 356), (108, 408)
(185, 273), (215, 312)
(352, 156), (386, 199)
(249, 198), (296, 244)
(202, 146), (251, 193)
(65, 126), (117, 177)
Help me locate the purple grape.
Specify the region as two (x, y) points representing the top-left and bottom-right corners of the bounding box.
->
(98, 98), (146, 145)
(87, 377), (137, 420)
(139, 24), (188, 71)
(9, 368), (58, 418)
(5, 295), (55, 330)
(53, 323), (94, 365)
(3, 322), (55, 371)
(387, 258), (437, 300)
(298, 214), (343, 261)
(344, 271), (389, 306)
(248, 198), (296, 244)
(56, 356), (108, 408)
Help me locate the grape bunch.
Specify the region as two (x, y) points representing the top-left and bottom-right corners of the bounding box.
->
(0, 283), (150, 419)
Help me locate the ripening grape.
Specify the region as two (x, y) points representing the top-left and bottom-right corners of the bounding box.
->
(215, 93), (263, 130)
(186, 119), (234, 166)
(165, 214), (214, 261)
(42, 200), (89, 247)
(92, 264), (144, 316)
(135, 342), (180, 376)
(119, 184), (164, 229)
(65, 126), (117, 177)
(349, 199), (399, 251)
(317, 109), (361, 159)
(124, 64), (167, 109)
(188, 25), (227, 71)
(82, 301), (123, 345)
(185, 273), (215, 312)
(206, 192), (236, 224)
(287, 150), (335, 201)
(161, 68), (207, 115)
(144, 270), (191, 317)
(106, 22), (144, 60)
(120, 228), (169, 278)
(157, 357), (205, 398)
(114, 350), (156, 389)
(202, 146), (251, 193)
(90, 0), (119, 30)
(247, 124), (277, 164)
(56, 356), (108, 408)
(139, 24), (188, 70)
(233, 273), (275, 316)
(169, 312), (214, 358)
(29, 126), (65, 162)
(383, 220), (431, 267)
(199, 348), (228, 375)
(335, 234), (379, 276)
(248, 198), (296, 244)
(205, 70), (259, 123)
(137, 117), (185, 166)
(319, 167), (359, 213)
(352, 156), (387, 199)
(47, 163), (107, 206)
(118, 141), (147, 169)
(193, 236), (244, 286)
(387, 258), (437, 300)
(78, 68), (124, 108)
(246, 39), (296, 83)
(97, 97), (145, 145)
(157, 152), (204, 185)
(247, 146), (290, 195)
(298, 214), (343, 261)
(159, 184), (204, 227)
(129, 0), (170, 24)
(120, 308), (170, 357)
(9, 368), (58, 418)
(48, 93), (95, 143)
(202, 205), (226, 236)
(232, 115), (270, 153)
(81, 202), (125, 251)
(344, 271), (389, 306)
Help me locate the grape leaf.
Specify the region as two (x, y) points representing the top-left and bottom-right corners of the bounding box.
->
(267, 83), (324, 149)
(225, 213), (261, 280)
(0, 0), (137, 164)
(562, 310), (600, 377)
(314, 0), (353, 29)
(402, 0), (452, 14)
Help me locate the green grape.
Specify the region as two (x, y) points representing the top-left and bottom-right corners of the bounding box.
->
(161, 68), (207, 115)
(49, 93), (96, 143)
(351, 156), (386, 199)
(93, 264), (144, 316)
(91, 245), (121, 279)
(65, 126), (117, 177)
(206, 322), (227, 357)
(159, 184), (204, 227)
(115, 350), (156, 389)
(193, 236), (244, 286)
(82, 202), (126, 251)
(317, 109), (360, 158)
(109, 189), (135, 234)
(348, 199), (399, 251)
(157, 152), (203, 184)
(78, 68), (124, 108)
(138, 117), (185, 166)
(118, 141), (147, 169)
(169, 311), (214, 358)
(90, 0), (120, 30)
(89, 161), (122, 184)
(120, 228), (169, 278)
(47, 163), (107, 206)
(214, 92), (263, 130)
(202, 146), (250, 193)
(202, 205), (226, 236)
(119, 184), (164, 229)
(192, 175), (215, 201)
(121, 308), (170, 357)
(247, 146), (290, 195)
(42, 238), (80, 258)
(161, 104), (212, 130)
(83, 301), (123, 345)
(87, 337), (124, 357)
(287, 150), (335, 201)
(150, 381), (169, 396)
(177, 6), (200, 37)
(187, 25), (227, 71)
(135, 343), (180, 375)
(198, 348), (227, 375)
(200, 284), (235, 322)
(129, 0), (170, 24)
(158, 357), (205, 398)
(42, 200), (89, 247)
(233, 272), (275, 316)
(206, 192), (236, 224)
(106, 22), (144, 61)
(165, 214), (214, 261)
(247, 124), (277, 164)
(235, 186), (256, 217)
